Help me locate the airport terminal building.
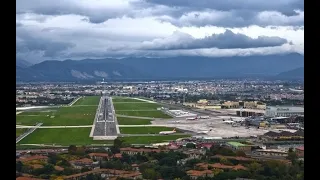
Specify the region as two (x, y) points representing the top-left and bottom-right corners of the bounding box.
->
(265, 106), (304, 117)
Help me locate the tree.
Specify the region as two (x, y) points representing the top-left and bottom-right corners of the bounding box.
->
(186, 143), (196, 149)
(236, 150), (246, 157)
(114, 138), (124, 148)
(81, 167), (90, 173)
(68, 145), (77, 154)
(248, 162), (262, 177)
(143, 168), (159, 180)
(287, 148), (298, 164)
(16, 161), (23, 172)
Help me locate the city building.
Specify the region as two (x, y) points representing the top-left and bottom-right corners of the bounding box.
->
(252, 149), (288, 157)
(225, 142), (252, 152)
(295, 146), (304, 157)
(265, 106), (304, 117)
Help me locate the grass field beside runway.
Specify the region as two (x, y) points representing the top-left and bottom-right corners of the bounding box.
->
(119, 127), (180, 134)
(112, 97), (147, 103)
(117, 117), (152, 125)
(113, 102), (160, 110)
(119, 135), (190, 144)
(72, 96), (100, 106)
(18, 128), (189, 145)
(16, 106), (97, 126)
(19, 110), (58, 116)
(18, 128), (112, 145)
(116, 110), (171, 118)
(16, 129), (26, 137)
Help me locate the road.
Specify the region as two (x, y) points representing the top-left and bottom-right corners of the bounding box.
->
(117, 124), (167, 127)
(68, 96), (82, 106)
(16, 123), (43, 143)
(16, 125), (93, 128)
(118, 133), (187, 137)
(116, 114), (159, 120)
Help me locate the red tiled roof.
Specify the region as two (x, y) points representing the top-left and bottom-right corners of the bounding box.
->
(186, 170), (212, 177)
(16, 177), (44, 180)
(31, 164), (43, 169)
(63, 168), (141, 179)
(196, 163), (247, 170)
(54, 166), (64, 171)
(113, 153), (122, 158)
(88, 153), (109, 158)
(120, 147), (161, 153)
(70, 158), (93, 164)
(296, 146), (304, 151)
(18, 155), (48, 162)
(213, 155), (252, 161)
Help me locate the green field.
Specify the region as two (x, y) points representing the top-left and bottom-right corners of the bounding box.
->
(113, 102), (160, 110)
(18, 128), (189, 145)
(16, 106), (97, 126)
(120, 127), (179, 134)
(19, 110), (58, 116)
(18, 128), (111, 145)
(119, 135), (190, 144)
(73, 96), (100, 106)
(117, 117), (151, 125)
(16, 129), (26, 137)
(112, 97), (147, 103)
(116, 110), (171, 118)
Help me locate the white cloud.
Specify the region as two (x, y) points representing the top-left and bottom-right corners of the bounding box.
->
(16, 0), (304, 62)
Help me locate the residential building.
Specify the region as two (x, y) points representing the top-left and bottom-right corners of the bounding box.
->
(225, 142), (252, 152)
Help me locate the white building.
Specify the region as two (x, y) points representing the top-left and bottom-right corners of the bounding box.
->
(265, 106), (304, 117)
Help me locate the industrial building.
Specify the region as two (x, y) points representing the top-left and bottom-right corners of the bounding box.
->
(236, 109), (265, 117)
(265, 106), (304, 117)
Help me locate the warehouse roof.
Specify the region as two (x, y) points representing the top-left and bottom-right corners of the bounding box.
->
(227, 142), (246, 147)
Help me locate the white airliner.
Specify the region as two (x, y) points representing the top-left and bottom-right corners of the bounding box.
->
(186, 117), (198, 120)
(197, 129), (213, 134)
(159, 128), (176, 135)
(233, 118), (245, 123)
(199, 116), (210, 119)
(222, 119), (235, 124)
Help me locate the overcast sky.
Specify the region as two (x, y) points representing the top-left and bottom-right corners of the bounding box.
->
(16, 0), (304, 63)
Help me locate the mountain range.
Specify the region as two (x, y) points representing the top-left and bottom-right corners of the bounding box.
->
(16, 53), (304, 82)
(276, 67), (304, 79)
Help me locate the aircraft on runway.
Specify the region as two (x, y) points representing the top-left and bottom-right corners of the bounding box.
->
(159, 128), (176, 135)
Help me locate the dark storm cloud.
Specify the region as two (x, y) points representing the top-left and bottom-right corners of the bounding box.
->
(141, 30), (287, 50)
(16, 27), (75, 57)
(156, 7), (303, 28)
(16, 0), (304, 27)
(145, 0), (304, 14)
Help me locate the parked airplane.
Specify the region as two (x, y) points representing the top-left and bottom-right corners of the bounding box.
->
(222, 119), (235, 124)
(198, 116), (210, 119)
(197, 129), (213, 134)
(186, 117), (198, 120)
(232, 118), (245, 123)
(159, 128), (176, 135)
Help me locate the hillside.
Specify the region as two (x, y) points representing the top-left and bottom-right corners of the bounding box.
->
(16, 53), (304, 81)
(276, 67), (304, 79)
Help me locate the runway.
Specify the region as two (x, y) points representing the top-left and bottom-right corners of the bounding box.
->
(91, 96), (119, 139)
